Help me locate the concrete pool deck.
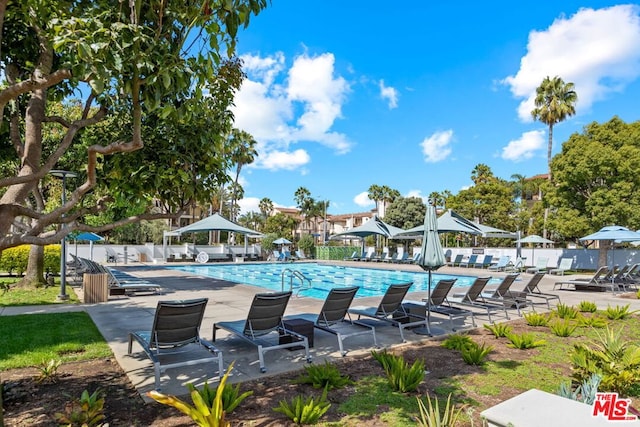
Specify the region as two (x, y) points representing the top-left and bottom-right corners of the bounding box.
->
(3, 260), (639, 400)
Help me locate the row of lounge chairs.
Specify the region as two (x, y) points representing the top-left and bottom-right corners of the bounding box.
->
(344, 250), (420, 264)
(450, 254), (575, 276)
(69, 255), (162, 295)
(554, 263), (640, 293)
(128, 271), (561, 390)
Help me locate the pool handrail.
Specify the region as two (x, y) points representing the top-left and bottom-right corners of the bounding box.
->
(281, 268), (312, 294)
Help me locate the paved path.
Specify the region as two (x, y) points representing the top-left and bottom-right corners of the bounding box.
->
(3, 261), (639, 400)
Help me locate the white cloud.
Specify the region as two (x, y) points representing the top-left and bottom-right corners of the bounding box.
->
(501, 130), (546, 161)
(259, 149), (311, 171)
(232, 51), (353, 172)
(238, 197), (261, 215)
(503, 5), (640, 121)
(405, 190), (428, 203)
(421, 130), (454, 163)
(379, 80), (399, 109)
(354, 191), (374, 207)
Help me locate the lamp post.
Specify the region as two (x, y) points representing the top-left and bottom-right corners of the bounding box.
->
(50, 169), (78, 301)
(323, 200), (327, 245)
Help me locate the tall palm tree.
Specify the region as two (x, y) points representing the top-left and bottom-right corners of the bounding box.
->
(294, 187), (313, 232)
(531, 75), (577, 241)
(228, 129), (258, 221)
(367, 184), (384, 215)
(531, 76), (577, 181)
(259, 197), (273, 220)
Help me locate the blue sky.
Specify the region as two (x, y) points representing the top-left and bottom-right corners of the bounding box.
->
(231, 2), (640, 216)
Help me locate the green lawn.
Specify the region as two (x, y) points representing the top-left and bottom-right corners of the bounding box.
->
(0, 277), (80, 306)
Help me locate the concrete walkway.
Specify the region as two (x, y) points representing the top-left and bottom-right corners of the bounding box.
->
(3, 261), (639, 400)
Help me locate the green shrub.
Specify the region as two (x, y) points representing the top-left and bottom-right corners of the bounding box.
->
(297, 234), (316, 259)
(441, 334), (474, 351)
(576, 315), (607, 328)
(148, 362), (235, 427)
(273, 387), (331, 425)
(483, 323), (512, 338)
(577, 301), (598, 313)
(570, 327), (640, 396)
(187, 378), (253, 414)
(603, 304), (637, 320)
(523, 312), (550, 327)
(415, 393), (465, 427)
(461, 342), (493, 366)
(0, 244), (60, 276)
(54, 389), (106, 427)
(36, 359), (61, 384)
(554, 303), (578, 320)
(506, 332), (546, 349)
(371, 350), (425, 393)
(549, 319), (577, 337)
(292, 361), (354, 390)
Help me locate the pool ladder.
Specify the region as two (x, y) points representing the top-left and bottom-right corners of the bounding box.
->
(281, 268), (312, 296)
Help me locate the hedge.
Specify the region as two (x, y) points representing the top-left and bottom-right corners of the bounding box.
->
(0, 245), (61, 276)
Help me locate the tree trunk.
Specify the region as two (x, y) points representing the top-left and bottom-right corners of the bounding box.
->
(17, 245), (45, 288)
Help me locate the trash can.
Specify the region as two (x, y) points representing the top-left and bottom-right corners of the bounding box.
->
(138, 253), (147, 262)
(82, 273), (108, 303)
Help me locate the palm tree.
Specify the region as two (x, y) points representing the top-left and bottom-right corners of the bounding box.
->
(531, 76), (577, 181)
(367, 184), (384, 215)
(531, 76), (577, 242)
(228, 129), (258, 221)
(294, 187), (313, 232)
(259, 197), (273, 220)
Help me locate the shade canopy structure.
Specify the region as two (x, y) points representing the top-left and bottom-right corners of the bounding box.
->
(472, 223), (517, 239)
(330, 215), (405, 239)
(416, 204), (446, 336)
(173, 212), (261, 236)
(392, 209), (484, 239)
(273, 237), (292, 245)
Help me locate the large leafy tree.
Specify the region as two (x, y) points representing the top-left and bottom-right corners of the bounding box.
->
(0, 0), (268, 253)
(547, 117), (640, 243)
(384, 196), (426, 230)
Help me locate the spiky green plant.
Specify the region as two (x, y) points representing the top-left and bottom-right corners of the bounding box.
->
(603, 304), (637, 320)
(506, 332), (546, 350)
(54, 389), (106, 427)
(36, 359), (61, 384)
(576, 301), (598, 313)
(460, 342), (493, 366)
(570, 327), (640, 396)
(273, 387), (331, 425)
(554, 303), (578, 320)
(371, 350), (425, 393)
(557, 373), (602, 404)
(441, 334), (474, 351)
(415, 393), (466, 427)
(187, 379), (253, 414)
(148, 362), (236, 427)
(576, 314), (607, 328)
(549, 319), (577, 337)
(483, 323), (512, 338)
(523, 312), (550, 327)
(292, 361), (354, 390)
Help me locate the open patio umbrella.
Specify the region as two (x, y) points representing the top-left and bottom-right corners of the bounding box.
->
(392, 209), (482, 238)
(330, 215), (405, 254)
(273, 237), (292, 245)
(515, 234), (554, 264)
(416, 203), (446, 336)
(579, 225), (640, 268)
(69, 231), (104, 261)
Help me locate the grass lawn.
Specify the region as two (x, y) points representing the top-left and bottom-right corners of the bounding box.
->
(0, 277), (80, 306)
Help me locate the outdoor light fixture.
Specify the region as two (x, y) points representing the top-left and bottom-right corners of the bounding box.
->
(50, 169), (78, 300)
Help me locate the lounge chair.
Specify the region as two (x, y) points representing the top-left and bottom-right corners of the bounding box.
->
(420, 279), (476, 330)
(549, 258), (573, 275)
(511, 272), (560, 309)
(372, 251), (388, 262)
(383, 253), (398, 263)
(448, 276), (509, 322)
(553, 266), (612, 291)
(525, 257), (549, 274)
(344, 251), (360, 261)
(481, 273), (531, 315)
(475, 255), (494, 269)
(212, 291), (312, 373)
(128, 298), (223, 391)
(348, 282), (425, 342)
(357, 249), (375, 262)
(392, 252), (409, 263)
(295, 249), (308, 260)
(289, 287), (377, 356)
(504, 257), (526, 273)
(459, 254), (478, 268)
(403, 253), (420, 264)
(488, 256), (510, 272)
(83, 258), (162, 295)
(447, 254), (464, 267)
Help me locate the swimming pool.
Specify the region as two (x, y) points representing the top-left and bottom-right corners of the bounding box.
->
(167, 263), (500, 300)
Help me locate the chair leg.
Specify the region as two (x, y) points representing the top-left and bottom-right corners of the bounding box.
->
(257, 344), (267, 373)
(153, 362), (162, 391)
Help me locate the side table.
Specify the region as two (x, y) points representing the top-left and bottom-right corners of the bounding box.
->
(280, 318), (315, 349)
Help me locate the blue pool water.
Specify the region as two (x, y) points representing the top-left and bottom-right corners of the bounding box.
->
(167, 263), (500, 300)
